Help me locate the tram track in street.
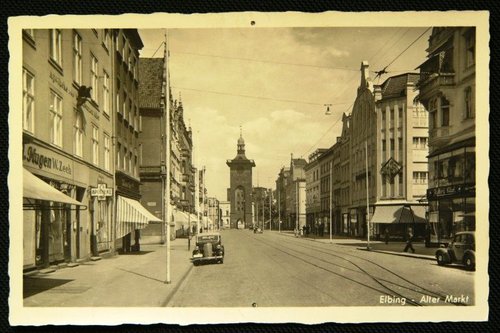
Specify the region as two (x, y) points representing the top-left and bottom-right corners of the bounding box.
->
(247, 232), (468, 306)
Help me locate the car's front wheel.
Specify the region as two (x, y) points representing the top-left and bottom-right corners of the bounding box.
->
(436, 253), (446, 266)
(463, 254), (475, 271)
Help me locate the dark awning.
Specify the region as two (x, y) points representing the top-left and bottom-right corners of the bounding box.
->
(371, 205), (426, 224)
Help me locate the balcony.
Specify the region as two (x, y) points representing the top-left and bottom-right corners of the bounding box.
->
(417, 49), (455, 92)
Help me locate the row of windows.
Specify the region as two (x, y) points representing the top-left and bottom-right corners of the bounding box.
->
(428, 87), (475, 130)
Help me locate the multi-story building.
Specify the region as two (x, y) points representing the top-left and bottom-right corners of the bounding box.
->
(348, 61), (429, 239)
(417, 27), (476, 243)
(317, 146), (335, 236)
(305, 148), (327, 232)
(219, 201), (231, 229)
(252, 186), (268, 229)
(22, 29), (115, 268)
(112, 29), (161, 252)
(207, 197), (220, 230)
(287, 155), (307, 233)
(276, 166), (291, 229)
(339, 113), (352, 235)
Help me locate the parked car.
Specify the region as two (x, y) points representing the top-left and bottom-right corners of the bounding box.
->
(435, 231), (475, 271)
(191, 232), (224, 265)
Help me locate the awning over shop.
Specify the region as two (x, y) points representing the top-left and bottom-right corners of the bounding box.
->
(116, 196), (162, 239)
(371, 205), (427, 224)
(172, 210), (191, 229)
(190, 214), (199, 224)
(23, 168), (85, 209)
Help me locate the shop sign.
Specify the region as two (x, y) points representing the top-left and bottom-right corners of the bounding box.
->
(427, 184), (476, 199)
(90, 183), (113, 201)
(49, 71), (76, 98)
(23, 144), (72, 176)
(380, 157), (402, 180)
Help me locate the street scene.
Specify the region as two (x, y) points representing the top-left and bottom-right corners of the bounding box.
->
(10, 11), (488, 325)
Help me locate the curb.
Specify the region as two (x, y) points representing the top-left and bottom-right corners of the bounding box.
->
(360, 248), (435, 261)
(161, 261), (194, 307)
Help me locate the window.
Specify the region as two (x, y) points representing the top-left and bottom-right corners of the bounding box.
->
(103, 29), (110, 50)
(441, 97), (450, 127)
(104, 134), (110, 171)
(49, 91), (63, 146)
(91, 55), (99, 102)
(103, 71), (110, 114)
(398, 109), (403, 127)
(92, 125), (99, 165)
(429, 98), (437, 130)
(117, 143), (122, 169)
(50, 29), (62, 67)
(74, 111), (83, 157)
(390, 139), (394, 157)
(464, 29), (475, 68)
(123, 92), (128, 121)
(413, 172), (428, 184)
(413, 137), (428, 149)
(129, 151), (133, 174)
(23, 29), (35, 42)
(123, 148), (128, 172)
(73, 32), (82, 84)
(134, 154), (138, 177)
(23, 69), (35, 133)
(464, 86), (474, 119)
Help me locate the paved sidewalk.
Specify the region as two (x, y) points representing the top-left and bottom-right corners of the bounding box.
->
(23, 238), (194, 307)
(275, 230), (436, 261)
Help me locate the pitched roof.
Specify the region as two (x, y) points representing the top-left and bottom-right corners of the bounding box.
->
(380, 73), (420, 99)
(139, 58), (164, 109)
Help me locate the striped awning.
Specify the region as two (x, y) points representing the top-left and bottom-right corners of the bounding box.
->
(172, 210), (191, 229)
(371, 205), (427, 224)
(116, 196), (162, 239)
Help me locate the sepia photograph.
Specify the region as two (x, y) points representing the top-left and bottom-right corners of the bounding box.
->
(8, 11), (489, 325)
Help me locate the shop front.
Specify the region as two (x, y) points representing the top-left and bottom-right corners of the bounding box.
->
(115, 172), (161, 252)
(427, 140), (475, 245)
(370, 204), (427, 240)
(23, 168), (86, 269)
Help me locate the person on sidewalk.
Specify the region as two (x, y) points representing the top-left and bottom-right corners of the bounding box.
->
(403, 227), (415, 253)
(384, 227), (390, 245)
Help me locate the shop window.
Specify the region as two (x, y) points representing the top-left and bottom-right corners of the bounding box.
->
(49, 91), (63, 147)
(23, 68), (35, 133)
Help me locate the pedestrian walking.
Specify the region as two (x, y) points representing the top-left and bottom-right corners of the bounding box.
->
(319, 222), (325, 237)
(384, 227), (390, 245)
(403, 227), (415, 253)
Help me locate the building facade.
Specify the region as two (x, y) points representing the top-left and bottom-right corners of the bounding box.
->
(417, 27), (476, 243)
(287, 155), (307, 232)
(219, 201), (231, 229)
(276, 166), (291, 230)
(317, 146), (335, 236)
(22, 29), (115, 268)
(305, 149), (326, 233)
(226, 133), (255, 229)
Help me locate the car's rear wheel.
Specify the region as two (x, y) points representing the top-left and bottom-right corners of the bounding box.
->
(436, 253), (446, 266)
(464, 254), (475, 271)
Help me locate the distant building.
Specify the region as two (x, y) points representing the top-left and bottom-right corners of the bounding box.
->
(305, 149), (327, 232)
(226, 131), (255, 229)
(317, 146), (335, 235)
(276, 166), (291, 229)
(287, 154), (307, 232)
(219, 201), (231, 229)
(417, 27), (476, 243)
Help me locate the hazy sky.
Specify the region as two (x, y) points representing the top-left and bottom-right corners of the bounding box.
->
(137, 27), (431, 200)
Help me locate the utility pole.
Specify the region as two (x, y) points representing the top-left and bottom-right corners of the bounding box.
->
(269, 189), (272, 231)
(164, 30), (171, 284)
(330, 160), (333, 244)
(366, 140), (371, 250)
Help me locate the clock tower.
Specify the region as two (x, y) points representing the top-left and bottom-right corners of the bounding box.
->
(226, 129), (255, 229)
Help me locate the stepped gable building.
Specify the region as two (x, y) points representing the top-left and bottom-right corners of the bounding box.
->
(226, 131), (255, 229)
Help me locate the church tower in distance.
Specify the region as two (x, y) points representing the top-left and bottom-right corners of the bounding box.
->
(226, 129), (255, 229)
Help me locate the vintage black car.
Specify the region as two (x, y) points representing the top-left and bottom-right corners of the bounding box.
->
(435, 231), (475, 271)
(191, 232), (224, 265)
